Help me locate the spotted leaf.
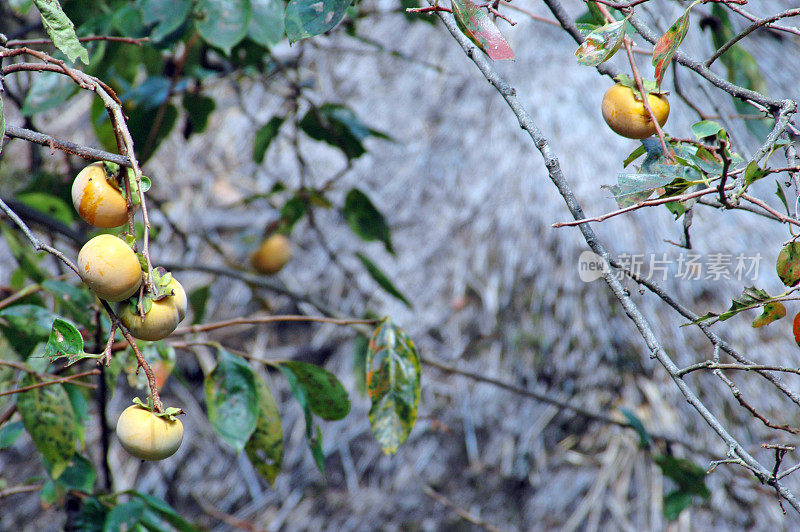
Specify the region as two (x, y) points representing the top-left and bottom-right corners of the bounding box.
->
(15, 374), (77, 479)
(366, 318), (421, 454)
(652, 0), (700, 86)
(451, 0), (514, 61)
(575, 17), (627, 66)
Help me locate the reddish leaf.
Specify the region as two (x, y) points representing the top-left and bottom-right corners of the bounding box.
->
(575, 18), (627, 66)
(652, 0), (700, 86)
(794, 312), (800, 347)
(752, 301), (786, 328)
(451, 0), (514, 61)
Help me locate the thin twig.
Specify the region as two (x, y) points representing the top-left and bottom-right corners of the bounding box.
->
(0, 197), (81, 276)
(0, 484), (43, 499)
(422, 483), (505, 532)
(0, 369), (99, 397)
(552, 186), (724, 228)
(3, 124), (132, 166)
(706, 8), (800, 66)
(173, 315), (378, 336)
(6, 36), (149, 47)
(713, 369), (799, 435)
(677, 362), (800, 378)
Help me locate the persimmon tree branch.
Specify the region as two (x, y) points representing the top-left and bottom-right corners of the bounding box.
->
(173, 315), (378, 335)
(0, 197), (81, 276)
(3, 124), (132, 167)
(429, 1), (800, 512)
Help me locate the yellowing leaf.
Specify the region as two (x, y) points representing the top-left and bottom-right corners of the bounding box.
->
(752, 302), (786, 328)
(575, 18), (627, 66)
(366, 318), (421, 453)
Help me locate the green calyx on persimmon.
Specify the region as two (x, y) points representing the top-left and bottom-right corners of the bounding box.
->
(601, 82), (670, 139)
(71, 162), (134, 228)
(118, 274), (187, 341)
(78, 234), (142, 302)
(251, 234), (292, 275)
(116, 401), (184, 461)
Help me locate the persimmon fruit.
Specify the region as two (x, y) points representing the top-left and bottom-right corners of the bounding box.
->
(78, 234), (142, 302)
(116, 405), (183, 460)
(601, 83), (670, 139)
(71, 162), (132, 228)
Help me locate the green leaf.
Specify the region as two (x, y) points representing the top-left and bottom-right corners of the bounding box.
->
(1, 223), (47, 284)
(253, 116), (285, 163)
(128, 491), (201, 532)
(20, 70), (79, 116)
(15, 191), (74, 226)
(104, 499), (146, 532)
(777, 243), (800, 287)
(244, 376), (284, 486)
(601, 172), (674, 208)
(690, 120), (723, 139)
(343, 188), (395, 254)
(277, 361), (350, 420)
(353, 334), (369, 396)
(136, 106), (179, 164)
(44, 318), (95, 367)
(64, 383), (89, 446)
(277, 363), (326, 474)
(249, 0), (285, 46)
(195, 0), (251, 54)
(182, 93), (216, 136)
(623, 144), (646, 167)
(285, 0), (349, 42)
(451, 0), (514, 61)
(0, 420), (25, 449)
(752, 301), (786, 328)
(708, 5), (773, 140)
(744, 161), (767, 186)
(74, 498), (109, 532)
(33, 0), (89, 64)
(55, 453), (96, 493)
(651, 1), (700, 86)
(663, 490), (694, 521)
(15, 373), (77, 479)
(0, 304), (57, 357)
(279, 195), (307, 232)
(575, 17), (626, 66)
(204, 347), (259, 452)
(654, 454), (710, 498)
(619, 407), (650, 448)
(366, 318), (421, 453)
(188, 285), (211, 325)
(719, 286), (771, 321)
(776, 181), (791, 216)
(355, 253), (412, 308)
(299, 103), (390, 160)
(139, 0), (192, 42)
